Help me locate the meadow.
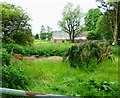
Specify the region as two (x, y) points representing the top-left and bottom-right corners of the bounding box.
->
(2, 41), (120, 96)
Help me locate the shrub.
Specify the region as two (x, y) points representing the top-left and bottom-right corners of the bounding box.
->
(2, 49), (12, 66)
(63, 41), (113, 68)
(2, 65), (31, 90)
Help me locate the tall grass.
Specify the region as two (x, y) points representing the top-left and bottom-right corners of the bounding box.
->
(3, 42), (119, 96)
(13, 57), (119, 96)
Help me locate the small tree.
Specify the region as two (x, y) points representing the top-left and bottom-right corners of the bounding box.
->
(35, 34), (39, 40)
(58, 2), (83, 43)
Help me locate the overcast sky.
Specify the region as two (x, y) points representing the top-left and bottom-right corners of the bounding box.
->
(1, 0), (100, 35)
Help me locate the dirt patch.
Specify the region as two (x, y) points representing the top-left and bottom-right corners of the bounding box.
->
(43, 56), (63, 61)
(12, 54), (62, 61)
(23, 56), (62, 61)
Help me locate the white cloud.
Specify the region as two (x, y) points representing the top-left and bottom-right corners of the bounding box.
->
(1, 0), (100, 35)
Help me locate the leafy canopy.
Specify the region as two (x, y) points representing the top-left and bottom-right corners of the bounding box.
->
(40, 25), (52, 40)
(1, 2), (33, 45)
(58, 2), (83, 42)
(85, 8), (102, 31)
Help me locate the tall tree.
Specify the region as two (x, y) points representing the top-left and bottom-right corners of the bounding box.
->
(40, 25), (52, 40)
(1, 2), (33, 45)
(40, 25), (46, 34)
(98, 1), (120, 45)
(85, 8), (102, 31)
(58, 2), (83, 43)
(113, 2), (120, 45)
(95, 15), (113, 43)
(118, 2), (120, 45)
(46, 26), (52, 33)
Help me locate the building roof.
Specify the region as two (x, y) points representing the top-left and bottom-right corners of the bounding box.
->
(77, 31), (88, 37)
(74, 36), (87, 40)
(52, 31), (88, 40)
(74, 31), (88, 40)
(52, 31), (69, 40)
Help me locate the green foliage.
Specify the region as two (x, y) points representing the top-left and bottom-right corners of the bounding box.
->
(2, 35), (15, 44)
(95, 15), (113, 42)
(74, 80), (119, 96)
(3, 42), (73, 56)
(85, 8), (103, 40)
(2, 49), (11, 66)
(63, 41), (113, 68)
(112, 45), (120, 56)
(85, 8), (102, 31)
(94, 15), (113, 44)
(40, 25), (52, 40)
(58, 2), (83, 42)
(2, 65), (31, 90)
(1, 2), (33, 45)
(87, 30), (101, 40)
(2, 48), (31, 90)
(35, 34), (39, 40)
(40, 33), (52, 41)
(12, 30), (34, 45)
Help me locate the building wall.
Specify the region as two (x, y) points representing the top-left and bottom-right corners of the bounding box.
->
(74, 39), (87, 43)
(51, 39), (67, 43)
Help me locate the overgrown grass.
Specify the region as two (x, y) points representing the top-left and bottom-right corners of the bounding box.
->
(2, 42), (119, 96)
(12, 56), (119, 96)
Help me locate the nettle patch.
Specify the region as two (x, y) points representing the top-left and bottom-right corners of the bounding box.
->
(63, 41), (113, 68)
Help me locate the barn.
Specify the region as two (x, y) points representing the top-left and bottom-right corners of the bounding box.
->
(74, 31), (88, 43)
(51, 31), (88, 43)
(51, 31), (69, 42)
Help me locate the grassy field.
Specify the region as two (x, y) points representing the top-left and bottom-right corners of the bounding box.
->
(2, 41), (119, 96)
(12, 55), (119, 96)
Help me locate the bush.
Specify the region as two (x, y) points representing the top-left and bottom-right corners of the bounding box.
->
(63, 41), (113, 68)
(2, 49), (12, 66)
(2, 65), (31, 90)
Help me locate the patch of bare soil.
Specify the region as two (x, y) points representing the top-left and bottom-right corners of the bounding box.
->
(12, 54), (62, 61)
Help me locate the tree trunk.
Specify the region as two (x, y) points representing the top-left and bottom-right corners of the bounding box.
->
(118, 2), (120, 45)
(71, 31), (75, 43)
(113, 2), (119, 45)
(113, 23), (118, 45)
(69, 33), (72, 42)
